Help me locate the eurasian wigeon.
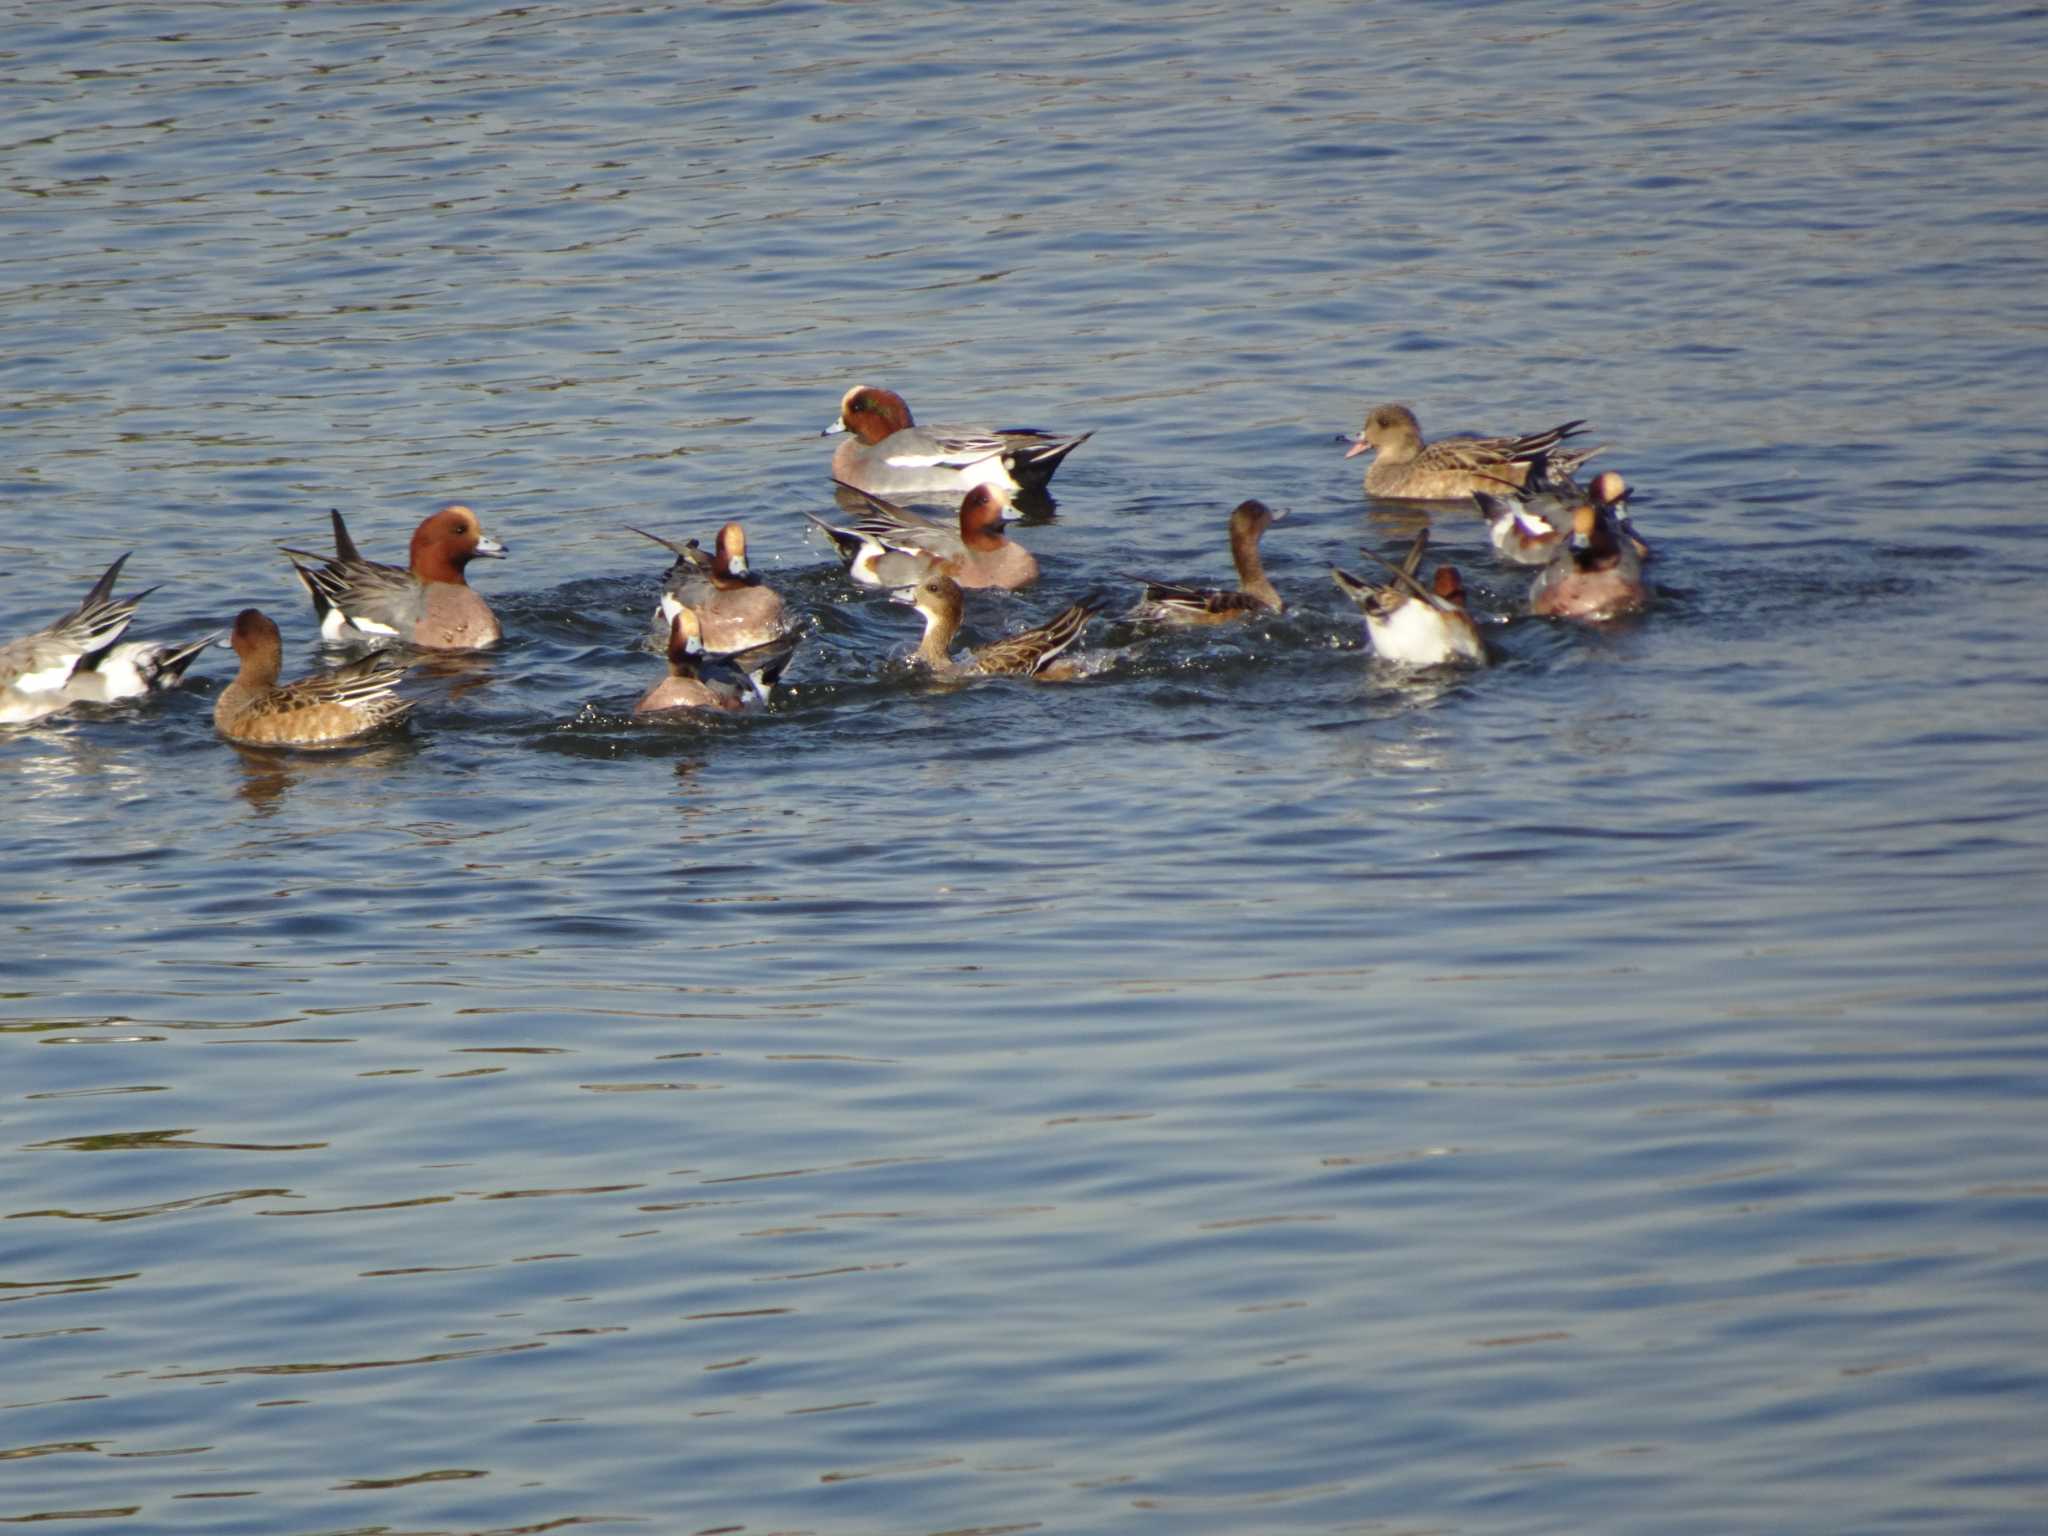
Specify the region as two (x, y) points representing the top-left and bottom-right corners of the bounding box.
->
(825, 385), (1092, 500)
(213, 608), (414, 747)
(634, 605), (748, 715)
(1331, 529), (1488, 668)
(282, 505), (507, 650)
(1127, 499), (1286, 624)
(1475, 487), (1570, 566)
(1585, 471), (1652, 562)
(889, 571), (1102, 680)
(1345, 403), (1589, 501)
(807, 482), (1039, 591)
(1476, 467), (1637, 568)
(1528, 501), (1652, 621)
(627, 520), (793, 655)
(0, 553), (154, 725)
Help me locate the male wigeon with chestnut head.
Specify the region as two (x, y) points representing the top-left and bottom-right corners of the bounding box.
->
(282, 505), (507, 650)
(1528, 500), (1652, 621)
(808, 482), (1038, 591)
(824, 384), (1092, 500)
(1476, 468), (1638, 567)
(628, 520), (792, 653)
(213, 608), (413, 747)
(1584, 471), (1652, 562)
(634, 605), (748, 716)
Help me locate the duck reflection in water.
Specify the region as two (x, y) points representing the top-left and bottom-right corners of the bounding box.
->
(230, 740), (417, 816)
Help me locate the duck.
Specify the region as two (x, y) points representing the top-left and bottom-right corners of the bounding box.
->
(806, 482), (1038, 590)
(1475, 468), (1639, 567)
(1586, 470), (1653, 562)
(1475, 486), (1571, 566)
(1345, 403), (1592, 501)
(1529, 501), (1651, 621)
(213, 608), (415, 747)
(1, 553), (153, 725)
(634, 605), (749, 715)
(889, 571), (1102, 680)
(57, 630), (220, 706)
(1127, 500), (1285, 624)
(282, 505), (507, 650)
(825, 384), (1092, 500)
(1331, 530), (1487, 668)
(627, 520), (792, 651)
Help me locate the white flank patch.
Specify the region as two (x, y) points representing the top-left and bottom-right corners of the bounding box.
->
(13, 660), (77, 694)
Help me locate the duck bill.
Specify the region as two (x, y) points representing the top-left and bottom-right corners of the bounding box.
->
(475, 535), (509, 558)
(1343, 435), (1370, 459)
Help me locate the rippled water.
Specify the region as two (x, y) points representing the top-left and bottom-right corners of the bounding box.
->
(5, 3), (2046, 1532)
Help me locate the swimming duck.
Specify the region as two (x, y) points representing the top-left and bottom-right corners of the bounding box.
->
(1331, 529), (1487, 667)
(807, 482), (1038, 590)
(1128, 500), (1286, 624)
(634, 605), (750, 715)
(1345, 403), (1590, 501)
(1476, 468), (1639, 567)
(1528, 501), (1651, 621)
(890, 571), (1102, 680)
(825, 384), (1092, 500)
(213, 608), (414, 746)
(282, 505), (507, 650)
(627, 520), (792, 652)
(1, 554), (153, 724)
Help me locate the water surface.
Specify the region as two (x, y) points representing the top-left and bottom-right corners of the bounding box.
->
(4, 3), (2046, 1532)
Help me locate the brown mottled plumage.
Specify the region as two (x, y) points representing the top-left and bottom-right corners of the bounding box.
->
(890, 572), (1101, 679)
(213, 609), (414, 746)
(1346, 404), (1588, 500)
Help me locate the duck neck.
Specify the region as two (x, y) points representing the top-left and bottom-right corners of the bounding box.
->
(915, 602), (960, 670)
(237, 650), (281, 691)
(1232, 528), (1280, 610)
(412, 541), (471, 586)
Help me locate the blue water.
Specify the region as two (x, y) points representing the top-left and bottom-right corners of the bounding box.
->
(4, 3), (2046, 1532)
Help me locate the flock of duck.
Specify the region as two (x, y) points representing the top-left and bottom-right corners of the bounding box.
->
(0, 386), (1655, 745)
